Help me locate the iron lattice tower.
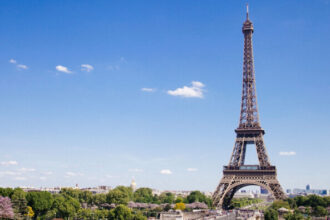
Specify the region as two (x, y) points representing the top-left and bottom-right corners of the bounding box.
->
(212, 6), (286, 209)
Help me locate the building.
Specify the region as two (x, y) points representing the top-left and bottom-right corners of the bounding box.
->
(130, 179), (137, 192)
(260, 187), (268, 194)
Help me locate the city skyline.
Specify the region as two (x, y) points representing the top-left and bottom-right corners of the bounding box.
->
(0, 1), (330, 191)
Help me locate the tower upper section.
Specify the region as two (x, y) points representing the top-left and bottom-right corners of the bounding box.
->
(237, 5), (262, 133)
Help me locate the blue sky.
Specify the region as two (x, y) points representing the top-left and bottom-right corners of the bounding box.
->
(0, 0), (329, 192)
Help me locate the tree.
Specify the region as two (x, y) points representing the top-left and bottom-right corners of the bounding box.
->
(133, 188), (153, 203)
(26, 206), (34, 218)
(313, 206), (327, 217)
(174, 196), (184, 203)
(285, 210), (304, 220)
(132, 211), (147, 220)
(264, 208), (278, 220)
(0, 196), (15, 219)
(79, 190), (93, 204)
(109, 204), (132, 220)
(174, 202), (186, 211)
(159, 192), (175, 204)
(187, 191), (208, 204)
(107, 189), (130, 205)
(11, 188), (28, 218)
(60, 188), (80, 200)
(0, 188), (14, 198)
(163, 204), (171, 211)
(92, 193), (107, 205)
(52, 194), (80, 218)
(115, 186), (134, 201)
(271, 200), (290, 210)
(26, 191), (54, 217)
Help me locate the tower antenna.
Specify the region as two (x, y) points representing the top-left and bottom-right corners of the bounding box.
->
(246, 4), (249, 20)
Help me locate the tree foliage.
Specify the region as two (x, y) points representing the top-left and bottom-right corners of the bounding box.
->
(133, 188), (153, 203)
(264, 208), (278, 220)
(0, 196), (15, 219)
(107, 189), (129, 205)
(174, 202), (186, 211)
(26, 191), (54, 217)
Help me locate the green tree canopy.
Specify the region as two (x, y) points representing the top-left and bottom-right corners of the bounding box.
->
(133, 188), (153, 203)
(159, 192), (175, 204)
(109, 204), (132, 220)
(264, 208), (278, 220)
(107, 189), (130, 205)
(11, 188), (28, 217)
(26, 191), (54, 217)
(52, 194), (80, 218)
(0, 188), (14, 198)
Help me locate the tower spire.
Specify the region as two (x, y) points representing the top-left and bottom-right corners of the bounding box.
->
(246, 4), (249, 20)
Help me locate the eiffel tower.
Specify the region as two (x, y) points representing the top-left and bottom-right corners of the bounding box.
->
(212, 6), (286, 209)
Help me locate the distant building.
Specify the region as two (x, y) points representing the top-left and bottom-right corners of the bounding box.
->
(130, 179), (137, 192)
(291, 186), (328, 196)
(160, 210), (183, 220)
(260, 187), (268, 194)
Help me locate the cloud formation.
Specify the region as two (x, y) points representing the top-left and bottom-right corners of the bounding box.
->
(167, 81), (205, 98)
(65, 171), (84, 177)
(279, 151), (296, 156)
(18, 167), (36, 172)
(141, 88), (156, 92)
(9, 59), (28, 70)
(9, 59), (17, 64)
(1, 161), (18, 166)
(81, 64), (94, 72)
(187, 168), (198, 172)
(160, 169), (172, 175)
(56, 65), (72, 74)
(17, 64), (28, 70)
(128, 168), (143, 172)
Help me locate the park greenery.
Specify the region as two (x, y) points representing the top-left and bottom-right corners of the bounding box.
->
(264, 195), (330, 220)
(0, 187), (212, 219)
(229, 197), (263, 208)
(1, 186), (329, 220)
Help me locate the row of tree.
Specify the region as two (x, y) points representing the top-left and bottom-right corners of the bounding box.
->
(264, 195), (330, 220)
(0, 187), (212, 219)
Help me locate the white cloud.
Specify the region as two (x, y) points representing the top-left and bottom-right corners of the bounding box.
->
(1, 161), (18, 166)
(14, 177), (26, 181)
(187, 168), (198, 172)
(141, 88), (156, 92)
(65, 171), (84, 177)
(279, 151), (296, 156)
(18, 168), (36, 172)
(40, 177), (47, 181)
(81, 64), (94, 72)
(9, 59), (28, 70)
(160, 169), (172, 175)
(167, 81), (205, 98)
(128, 168), (143, 172)
(56, 65), (72, 74)
(17, 64), (28, 70)
(0, 171), (21, 176)
(9, 59), (17, 64)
